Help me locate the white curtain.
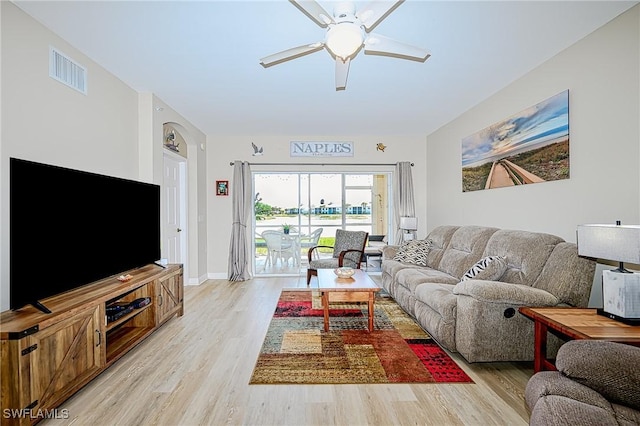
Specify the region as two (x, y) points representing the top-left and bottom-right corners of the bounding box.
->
(393, 162), (416, 245)
(228, 161), (253, 281)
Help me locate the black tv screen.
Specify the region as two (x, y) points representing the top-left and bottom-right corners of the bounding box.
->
(10, 158), (161, 312)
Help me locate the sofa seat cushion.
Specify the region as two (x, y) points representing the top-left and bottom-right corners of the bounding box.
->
(413, 283), (458, 351)
(396, 268), (459, 294)
(381, 259), (429, 295)
(393, 285), (418, 316)
(414, 283), (457, 319)
(382, 259), (428, 280)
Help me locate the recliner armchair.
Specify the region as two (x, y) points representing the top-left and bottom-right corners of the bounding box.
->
(525, 340), (640, 425)
(306, 229), (368, 286)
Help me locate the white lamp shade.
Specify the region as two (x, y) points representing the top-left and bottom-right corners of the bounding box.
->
(577, 224), (640, 264)
(399, 217), (418, 231)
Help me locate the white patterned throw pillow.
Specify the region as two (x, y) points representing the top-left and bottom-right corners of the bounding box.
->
(461, 256), (508, 281)
(393, 239), (432, 266)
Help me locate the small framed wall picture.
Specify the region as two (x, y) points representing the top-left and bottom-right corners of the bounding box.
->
(216, 180), (229, 196)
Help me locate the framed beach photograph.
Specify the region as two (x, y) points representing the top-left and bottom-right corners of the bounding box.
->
(461, 90), (570, 192)
(216, 180), (229, 196)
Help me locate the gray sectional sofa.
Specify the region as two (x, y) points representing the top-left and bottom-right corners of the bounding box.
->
(381, 225), (596, 363)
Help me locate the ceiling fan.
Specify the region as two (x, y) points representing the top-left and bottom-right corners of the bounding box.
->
(259, 0), (431, 91)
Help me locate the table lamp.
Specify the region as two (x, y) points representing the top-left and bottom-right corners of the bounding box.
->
(400, 217), (418, 241)
(577, 222), (640, 324)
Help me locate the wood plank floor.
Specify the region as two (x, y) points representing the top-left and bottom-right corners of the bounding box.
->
(42, 276), (534, 426)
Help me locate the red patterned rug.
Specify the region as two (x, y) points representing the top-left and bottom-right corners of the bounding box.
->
(249, 290), (473, 384)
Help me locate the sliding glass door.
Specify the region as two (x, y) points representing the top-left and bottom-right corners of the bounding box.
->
(254, 172), (391, 275)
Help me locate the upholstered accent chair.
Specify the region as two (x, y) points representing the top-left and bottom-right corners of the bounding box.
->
(306, 230), (368, 286)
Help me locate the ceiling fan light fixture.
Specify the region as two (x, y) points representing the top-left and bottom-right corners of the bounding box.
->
(325, 23), (363, 61)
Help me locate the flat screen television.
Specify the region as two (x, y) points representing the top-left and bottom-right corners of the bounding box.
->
(10, 157), (161, 313)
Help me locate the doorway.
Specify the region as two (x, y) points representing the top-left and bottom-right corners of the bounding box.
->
(253, 172), (391, 275)
(163, 151), (187, 268)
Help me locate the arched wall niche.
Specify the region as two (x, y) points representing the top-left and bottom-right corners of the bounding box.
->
(162, 123), (188, 159)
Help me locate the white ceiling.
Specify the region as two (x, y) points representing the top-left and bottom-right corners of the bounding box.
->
(14, 0), (638, 137)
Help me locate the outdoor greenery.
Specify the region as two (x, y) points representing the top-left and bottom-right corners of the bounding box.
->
(255, 201), (274, 220)
(462, 162), (493, 192)
(510, 140), (569, 181)
(254, 236), (335, 256)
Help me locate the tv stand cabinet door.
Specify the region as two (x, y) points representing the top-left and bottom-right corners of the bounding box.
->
(156, 267), (184, 325)
(28, 305), (105, 416)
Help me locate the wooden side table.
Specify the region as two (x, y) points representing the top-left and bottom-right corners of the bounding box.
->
(519, 307), (640, 372)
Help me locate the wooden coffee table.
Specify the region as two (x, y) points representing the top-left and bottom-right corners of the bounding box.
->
(519, 307), (640, 372)
(316, 269), (381, 332)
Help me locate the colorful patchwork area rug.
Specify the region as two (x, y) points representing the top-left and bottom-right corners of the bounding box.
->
(249, 290), (473, 384)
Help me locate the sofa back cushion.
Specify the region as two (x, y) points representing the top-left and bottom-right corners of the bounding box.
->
(438, 226), (499, 279)
(533, 242), (596, 307)
(483, 230), (563, 286)
(424, 226), (459, 269)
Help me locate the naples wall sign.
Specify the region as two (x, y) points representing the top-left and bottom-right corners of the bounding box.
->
(290, 141), (354, 157)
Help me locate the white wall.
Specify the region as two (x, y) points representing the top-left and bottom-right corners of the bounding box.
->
(426, 5), (640, 243)
(206, 134), (427, 277)
(0, 2), (208, 310)
(1, 2), (138, 310)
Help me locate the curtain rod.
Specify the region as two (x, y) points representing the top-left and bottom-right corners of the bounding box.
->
(229, 161), (414, 167)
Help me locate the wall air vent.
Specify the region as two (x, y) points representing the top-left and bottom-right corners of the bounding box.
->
(49, 47), (87, 95)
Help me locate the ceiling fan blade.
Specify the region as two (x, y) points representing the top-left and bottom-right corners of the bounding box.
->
(290, 0), (334, 27)
(335, 58), (350, 91)
(260, 43), (324, 68)
(356, 0), (403, 31)
(364, 34), (431, 62)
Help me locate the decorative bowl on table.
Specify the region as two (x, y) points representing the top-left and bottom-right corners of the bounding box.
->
(334, 267), (356, 278)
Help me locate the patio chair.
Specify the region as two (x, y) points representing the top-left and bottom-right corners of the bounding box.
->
(299, 228), (323, 260)
(306, 229), (368, 286)
(262, 230), (296, 269)
(255, 232), (267, 250)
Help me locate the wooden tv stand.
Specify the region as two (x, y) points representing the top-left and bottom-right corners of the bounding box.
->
(0, 264), (183, 425)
